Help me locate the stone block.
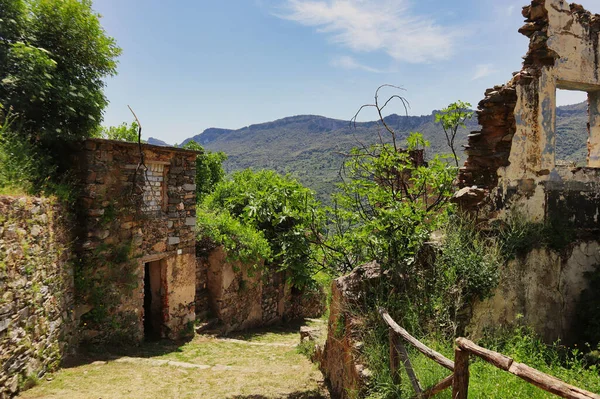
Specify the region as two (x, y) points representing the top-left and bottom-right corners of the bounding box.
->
(183, 184), (196, 191)
(168, 237), (180, 245)
(185, 217), (196, 226)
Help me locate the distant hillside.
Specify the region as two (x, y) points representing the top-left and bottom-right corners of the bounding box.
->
(556, 101), (588, 164)
(181, 102), (588, 200)
(148, 137), (169, 146)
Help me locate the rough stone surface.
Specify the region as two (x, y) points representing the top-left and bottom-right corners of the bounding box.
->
(196, 247), (325, 333)
(0, 197), (76, 399)
(469, 241), (600, 344)
(74, 139), (200, 343)
(319, 261), (381, 399)
(455, 0), (600, 343)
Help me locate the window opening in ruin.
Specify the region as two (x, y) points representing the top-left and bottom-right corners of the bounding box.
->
(143, 162), (166, 213)
(144, 260), (164, 341)
(555, 89), (589, 167)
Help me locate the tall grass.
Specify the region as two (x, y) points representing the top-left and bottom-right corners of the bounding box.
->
(361, 322), (600, 398)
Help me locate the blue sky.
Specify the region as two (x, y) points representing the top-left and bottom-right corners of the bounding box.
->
(92, 0), (598, 144)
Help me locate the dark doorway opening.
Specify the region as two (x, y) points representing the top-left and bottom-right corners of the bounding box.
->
(144, 260), (164, 341)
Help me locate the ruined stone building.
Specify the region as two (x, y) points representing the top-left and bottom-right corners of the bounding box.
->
(75, 139), (199, 342)
(455, 0), (600, 343)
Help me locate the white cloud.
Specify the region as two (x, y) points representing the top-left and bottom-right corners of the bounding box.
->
(330, 55), (383, 73)
(472, 64), (497, 81)
(277, 0), (459, 64)
(507, 5), (515, 16)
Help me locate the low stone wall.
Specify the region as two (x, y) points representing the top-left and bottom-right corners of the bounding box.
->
(319, 262), (380, 399)
(0, 196), (75, 398)
(196, 247), (325, 333)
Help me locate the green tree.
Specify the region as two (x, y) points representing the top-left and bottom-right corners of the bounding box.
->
(435, 100), (473, 167)
(319, 132), (456, 274)
(0, 0), (121, 139)
(96, 121), (140, 142)
(183, 141), (228, 200)
(200, 169), (323, 288)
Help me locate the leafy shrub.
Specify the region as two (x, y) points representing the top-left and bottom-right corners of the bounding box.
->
(199, 169), (323, 288)
(1, 0), (121, 139)
(196, 208), (271, 265)
(436, 217), (502, 322)
(319, 132), (456, 275)
(94, 121), (140, 142)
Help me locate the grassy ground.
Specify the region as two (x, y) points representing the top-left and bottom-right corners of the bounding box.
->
(19, 321), (329, 399)
(362, 326), (600, 399)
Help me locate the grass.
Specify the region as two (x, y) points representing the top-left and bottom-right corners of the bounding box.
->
(362, 325), (600, 399)
(19, 322), (328, 399)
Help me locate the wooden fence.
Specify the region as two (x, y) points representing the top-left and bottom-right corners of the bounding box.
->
(379, 308), (600, 399)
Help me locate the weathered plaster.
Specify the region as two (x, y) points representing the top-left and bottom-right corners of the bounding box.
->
(458, 0), (600, 342)
(469, 241), (600, 343)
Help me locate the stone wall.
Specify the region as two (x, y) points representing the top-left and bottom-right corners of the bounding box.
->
(74, 139), (198, 343)
(319, 262), (380, 399)
(457, 0), (600, 222)
(197, 247), (325, 333)
(0, 196), (75, 398)
(455, 0), (600, 342)
(469, 241), (600, 344)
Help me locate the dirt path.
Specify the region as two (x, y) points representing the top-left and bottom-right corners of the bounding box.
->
(19, 323), (329, 399)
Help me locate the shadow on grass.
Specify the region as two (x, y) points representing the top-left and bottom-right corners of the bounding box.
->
(62, 320), (313, 368)
(231, 390), (327, 399)
(62, 335), (194, 369)
(220, 319), (312, 341)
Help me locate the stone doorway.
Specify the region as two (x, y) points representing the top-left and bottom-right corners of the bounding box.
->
(144, 259), (165, 340)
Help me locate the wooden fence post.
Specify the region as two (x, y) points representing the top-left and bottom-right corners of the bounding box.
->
(389, 328), (400, 385)
(452, 346), (469, 399)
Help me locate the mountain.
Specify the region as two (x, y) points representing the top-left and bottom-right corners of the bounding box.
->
(182, 102), (588, 200)
(148, 137), (169, 146)
(555, 101), (588, 165)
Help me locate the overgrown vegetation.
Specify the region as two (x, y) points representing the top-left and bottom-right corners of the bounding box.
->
(0, 0), (120, 197)
(93, 121), (140, 142)
(182, 141), (228, 200)
(197, 168), (323, 288)
(0, 0), (121, 139)
(361, 317), (600, 398)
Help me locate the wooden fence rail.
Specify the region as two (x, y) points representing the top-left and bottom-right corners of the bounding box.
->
(453, 337), (600, 399)
(379, 308), (600, 399)
(379, 308), (455, 398)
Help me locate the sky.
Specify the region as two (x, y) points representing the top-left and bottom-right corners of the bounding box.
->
(92, 0), (599, 144)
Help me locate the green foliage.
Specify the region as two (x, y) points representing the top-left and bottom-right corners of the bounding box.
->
(434, 217), (503, 335)
(0, 0), (121, 139)
(0, 105), (37, 193)
(199, 169), (323, 288)
(95, 121), (140, 142)
(196, 208), (271, 265)
(435, 100), (473, 167)
(493, 211), (576, 259)
(318, 132), (456, 274)
(296, 339), (317, 359)
(0, 104), (69, 196)
(183, 141), (227, 200)
(362, 318), (600, 399)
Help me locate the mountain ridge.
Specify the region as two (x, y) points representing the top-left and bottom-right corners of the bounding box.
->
(170, 103), (588, 200)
